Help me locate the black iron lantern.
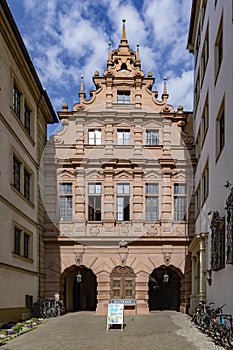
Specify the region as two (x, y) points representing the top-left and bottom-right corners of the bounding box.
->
(163, 272), (169, 283)
(76, 271), (82, 283)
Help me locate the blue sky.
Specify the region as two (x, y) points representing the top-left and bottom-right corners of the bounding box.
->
(7, 0), (193, 135)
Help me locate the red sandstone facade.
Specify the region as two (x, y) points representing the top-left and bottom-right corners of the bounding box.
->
(44, 21), (195, 315)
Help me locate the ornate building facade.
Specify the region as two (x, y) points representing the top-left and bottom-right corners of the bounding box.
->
(188, 0), (233, 314)
(0, 0), (57, 323)
(44, 20), (195, 315)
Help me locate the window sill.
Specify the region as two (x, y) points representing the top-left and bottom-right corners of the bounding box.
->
(12, 253), (33, 263)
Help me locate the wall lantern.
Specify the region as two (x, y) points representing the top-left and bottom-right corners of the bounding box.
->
(163, 272), (169, 283)
(76, 271), (82, 283)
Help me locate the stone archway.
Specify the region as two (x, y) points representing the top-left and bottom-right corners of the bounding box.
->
(60, 265), (97, 312)
(148, 265), (182, 311)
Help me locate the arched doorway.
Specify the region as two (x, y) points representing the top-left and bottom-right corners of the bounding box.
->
(61, 265), (97, 312)
(148, 266), (181, 311)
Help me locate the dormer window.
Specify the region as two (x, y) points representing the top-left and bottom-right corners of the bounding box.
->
(117, 91), (130, 104)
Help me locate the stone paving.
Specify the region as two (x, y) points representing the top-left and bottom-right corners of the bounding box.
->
(1, 311), (223, 350)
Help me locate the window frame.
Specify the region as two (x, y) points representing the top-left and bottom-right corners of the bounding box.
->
(117, 91), (130, 104)
(214, 17), (223, 81)
(117, 183), (130, 221)
(117, 129), (130, 145)
(145, 183), (159, 221)
(146, 130), (159, 146)
(174, 183), (187, 222)
(88, 129), (101, 145)
(59, 182), (73, 221)
(88, 183), (102, 221)
(216, 101), (225, 161)
(14, 226), (32, 260)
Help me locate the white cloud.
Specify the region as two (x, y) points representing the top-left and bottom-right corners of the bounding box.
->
(8, 0), (193, 114)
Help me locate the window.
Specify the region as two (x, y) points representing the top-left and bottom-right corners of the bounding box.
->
(14, 227), (21, 255)
(117, 184), (130, 221)
(14, 227), (32, 259)
(146, 130), (159, 146)
(13, 156), (21, 192)
(13, 82), (33, 137)
(24, 103), (31, 135)
(201, 0), (207, 28)
(202, 164), (209, 204)
(174, 184), (186, 221)
(13, 156), (32, 201)
(88, 183), (101, 221)
(201, 26), (209, 84)
(195, 184), (201, 217)
(210, 211), (225, 270)
(216, 103), (225, 159)
(24, 233), (30, 258)
(24, 169), (31, 201)
(117, 130), (130, 145)
(194, 69), (200, 112)
(215, 18), (223, 80)
(59, 183), (73, 221)
(13, 84), (21, 118)
(110, 266), (135, 299)
(201, 94), (209, 145)
(196, 127), (201, 159)
(88, 129), (101, 145)
(117, 91), (130, 104)
(145, 183), (159, 220)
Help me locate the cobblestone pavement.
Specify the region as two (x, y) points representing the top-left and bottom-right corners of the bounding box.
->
(1, 311), (223, 350)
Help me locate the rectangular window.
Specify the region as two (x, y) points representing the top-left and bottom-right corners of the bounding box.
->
(59, 183), (72, 221)
(24, 233), (30, 258)
(14, 227), (32, 259)
(88, 183), (102, 221)
(202, 164), (209, 204)
(216, 103), (225, 160)
(24, 169), (31, 201)
(146, 130), (159, 146)
(195, 184), (201, 218)
(201, 94), (209, 145)
(145, 183), (159, 220)
(174, 184), (186, 221)
(13, 84), (21, 118)
(117, 91), (130, 104)
(24, 103), (31, 135)
(201, 26), (209, 84)
(117, 183), (130, 221)
(14, 227), (21, 255)
(215, 18), (223, 80)
(117, 130), (130, 145)
(88, 129), (101, 145)
(13, 156), (21, 192)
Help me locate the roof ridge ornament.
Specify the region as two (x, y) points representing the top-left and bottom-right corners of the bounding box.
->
(78, 75), (86, 102)
(121, 19), (127, 44)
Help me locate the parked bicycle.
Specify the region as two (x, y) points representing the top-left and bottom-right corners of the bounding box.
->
(191, 299), (233, 349)
(39, 298), (65, 318)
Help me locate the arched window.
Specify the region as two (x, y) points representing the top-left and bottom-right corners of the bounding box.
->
(110, 266), (135, 299)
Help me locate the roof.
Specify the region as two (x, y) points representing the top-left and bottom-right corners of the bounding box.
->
(0, 0), (58, 123)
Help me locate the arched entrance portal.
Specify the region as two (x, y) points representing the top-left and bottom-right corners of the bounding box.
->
(148, 266), (181, 311)
(61, 265), (97, 312)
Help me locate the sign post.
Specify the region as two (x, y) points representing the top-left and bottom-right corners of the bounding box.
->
(106, 303), (124, 331)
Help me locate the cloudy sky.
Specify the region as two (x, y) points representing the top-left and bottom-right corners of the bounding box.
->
(7, 0), (194, 135)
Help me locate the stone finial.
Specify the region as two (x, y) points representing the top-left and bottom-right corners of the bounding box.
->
(78, 75), (86, 101)
(121, 19), (128, 44)
(162, 76), (169, 101)
(62, 103), (68, 111)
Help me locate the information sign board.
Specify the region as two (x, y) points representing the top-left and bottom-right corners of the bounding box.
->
(106, 303), (124, 331)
